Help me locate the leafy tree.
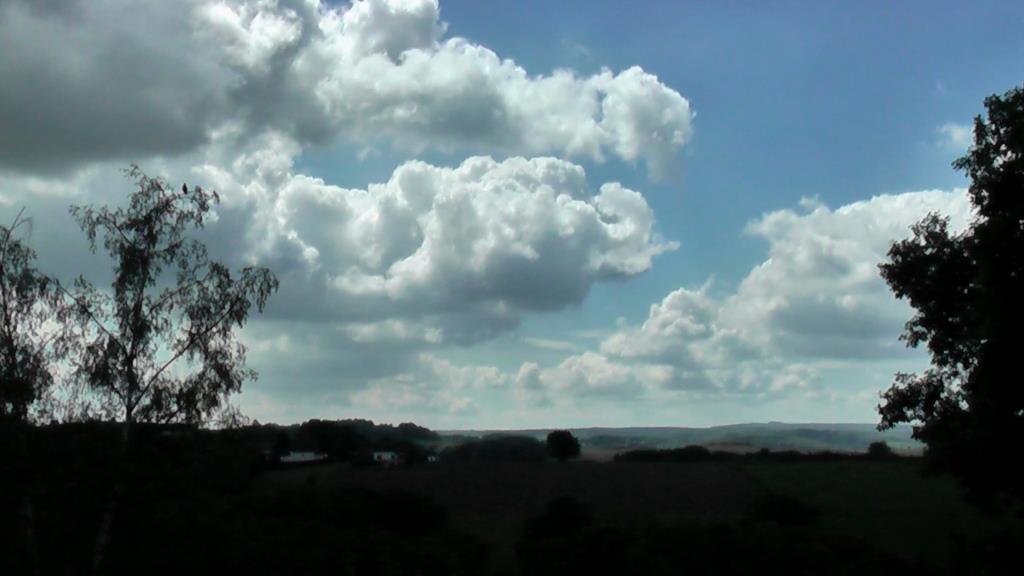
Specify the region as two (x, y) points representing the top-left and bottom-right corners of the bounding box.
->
(866, 441), (894, 459)
(0, 208), (57, 576)
(62, 166), (278, 432)
(441, 435), (547, 462)
(271, 429), (291, 460)
(878, 84), (1024, 505)
(0, 208), (59, 422)
(546, 430), (581, 462)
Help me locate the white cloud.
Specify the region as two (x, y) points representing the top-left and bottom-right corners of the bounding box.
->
(348, 353), (509, 418)
(937, 122), (972, 152)
(6, 0), (965, 426)
(521, 337), (580, 352)
(5, 154), (967, 418)
(597, 282), (810, 396)
(724, 189), (973, 359)
(1, 0), (693, 178)
(194, 146), (675, 341)
(0, 129), (674, 391)
(526, 189), (974, 403)
(193, 0), (305, 74)
(561, 39), (593, 62)
(0, 0), (685, 413)
(514, 352), (672, 406)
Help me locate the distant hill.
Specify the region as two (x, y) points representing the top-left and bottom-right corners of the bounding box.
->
(438, 423), (920, 455)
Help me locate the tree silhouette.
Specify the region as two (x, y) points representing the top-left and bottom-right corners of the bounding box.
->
(878, 84), (1024, 505)
(546, 430), (581, 462)
(0, 208), (59, 422)
(62, 166), (278, 432)
(0, 208), (57, 576)
(866, 441), (894, 459)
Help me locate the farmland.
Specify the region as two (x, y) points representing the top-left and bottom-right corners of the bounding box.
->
(4, 422), (1016, 575)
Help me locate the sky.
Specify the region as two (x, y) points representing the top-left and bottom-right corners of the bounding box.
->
(1, 0), (1022, 429)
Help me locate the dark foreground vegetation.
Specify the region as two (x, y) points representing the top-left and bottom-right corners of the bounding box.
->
(3, 421), (1020, 576)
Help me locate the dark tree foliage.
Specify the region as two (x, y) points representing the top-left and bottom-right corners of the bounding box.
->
(0, 209), (59, 422)
(614, 445), (723, 463)
(546, 430), (581, 462)
(0, 208), (60, 576)
(295, 420), (364, 459)
(866, 441), (895, 459)
(62, 166), (278, 430)
(878, 85), (1024, 505)
(441, 435), (547, 462)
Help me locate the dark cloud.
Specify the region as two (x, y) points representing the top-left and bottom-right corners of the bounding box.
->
(0, 0), (226, 173)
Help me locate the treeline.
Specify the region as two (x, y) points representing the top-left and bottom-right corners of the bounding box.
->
(76, 418), (449, 468)
(613, 442), (904, 463)
(440, 434), (548, 462)
(255, 419), (441, 463)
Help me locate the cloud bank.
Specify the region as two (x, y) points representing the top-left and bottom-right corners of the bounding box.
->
(196, 147), (675, 342)
(1, 0), (693, 177)
(1, 0), (974, 426)
(244, 188), (972, 423)
(515, 190), (973, 407)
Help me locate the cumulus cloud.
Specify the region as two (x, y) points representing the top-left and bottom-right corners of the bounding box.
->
(514, 352), (672, 407)
(521, 337), (580, 352)
(2, 133), (673, 346)
(9, 0), (959, 425)
(235, 325), (509, 424)
(594, 282), (819, 397)
(348, 353), (509, 419)
(3, 147), (968, 418)
(194, 146), (675, 341)
(0, 0), (693, 177)
(723, 190), (973, 359)
(937, 122), (972, 152)
(0, 0), (687, 417)
(517, 189), (974, 404)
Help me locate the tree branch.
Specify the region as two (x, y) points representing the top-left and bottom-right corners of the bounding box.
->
(141, 299), (240, 396)
(54, 282), (125, 355)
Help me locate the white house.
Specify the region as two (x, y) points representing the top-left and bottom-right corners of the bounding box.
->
(279, 451), (327, 464)
(372, 451), (399, 466)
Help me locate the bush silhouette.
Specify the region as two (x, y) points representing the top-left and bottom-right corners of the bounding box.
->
(441, 435), (546, 462)
(546, 430), (581, 461)
(867, 441), (895, 459)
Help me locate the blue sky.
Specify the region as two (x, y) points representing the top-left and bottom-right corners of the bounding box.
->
(2, 0), (1022, 428)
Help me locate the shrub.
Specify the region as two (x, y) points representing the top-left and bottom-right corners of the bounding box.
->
(867, 441), (896, 459)
(546, 430), (581, 461)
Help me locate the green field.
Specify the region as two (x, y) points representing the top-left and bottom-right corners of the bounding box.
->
(738, 460), (1012, 564)
(253, 457), (1013, 574)
(11, 426), (1018, 576)
(258, 460), (762, 571)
